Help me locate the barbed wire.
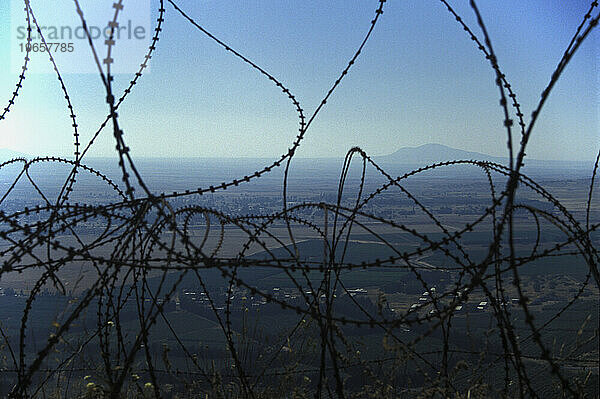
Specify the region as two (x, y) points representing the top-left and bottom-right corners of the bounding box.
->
(0, 0), (598, 398)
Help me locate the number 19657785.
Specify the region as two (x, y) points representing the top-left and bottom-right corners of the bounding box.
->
(19, 42), (74, 52)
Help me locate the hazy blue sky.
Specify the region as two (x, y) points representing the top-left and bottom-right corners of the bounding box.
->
(0, 1), (597, 161)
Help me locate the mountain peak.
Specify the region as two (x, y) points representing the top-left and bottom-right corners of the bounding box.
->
(378, 143), (500, 164)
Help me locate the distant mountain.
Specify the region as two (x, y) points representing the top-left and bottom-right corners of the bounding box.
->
(378, 144), (503, 165)
(0, 148), (29, 161)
